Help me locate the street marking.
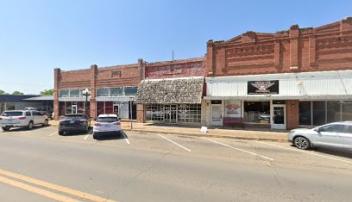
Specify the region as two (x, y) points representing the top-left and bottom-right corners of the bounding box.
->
(122, 132), (130, 144)
(157, 134), (191, 152)
(84, 134), (90, 140)
(256, 141), (352, 165)
(0, 175), (79, 202)
(205, 138), (274, 161)
(48, 132), (57, 136)
(0, 168), (117, 202)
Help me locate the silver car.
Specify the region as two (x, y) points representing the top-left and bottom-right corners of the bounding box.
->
(288, 121), (352, 150)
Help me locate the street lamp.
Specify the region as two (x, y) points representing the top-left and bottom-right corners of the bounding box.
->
(82, 88), (90, 116)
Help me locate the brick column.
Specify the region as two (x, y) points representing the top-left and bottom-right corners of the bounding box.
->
(90, 64), (98, 119)
(289, 25), (300, 71)
(53, 68), (61, 120)
(137, 104), (144, 123)
(206, 40), (215, 76)
(286, 100), (299, 130)
(138, 58), (145, 80)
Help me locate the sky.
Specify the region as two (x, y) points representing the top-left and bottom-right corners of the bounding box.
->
(0, 0), (351, 94)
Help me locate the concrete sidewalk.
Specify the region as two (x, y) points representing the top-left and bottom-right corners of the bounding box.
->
(50, 120), (288, 142)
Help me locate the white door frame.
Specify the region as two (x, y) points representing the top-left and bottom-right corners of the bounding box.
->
(271, 103), (286, 129)
(211, 103), (223, 126)
(71, 104), (78, 114)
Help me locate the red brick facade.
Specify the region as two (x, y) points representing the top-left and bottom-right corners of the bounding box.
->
(54, 18), (352, 129)
(207, 18), (352, 77)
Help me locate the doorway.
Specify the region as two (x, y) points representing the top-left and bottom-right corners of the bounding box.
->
(164, 105), (177, 123)
(211, 104), (223, 126)
(271, 104), (286, 129)
(113, 104), (119, 116)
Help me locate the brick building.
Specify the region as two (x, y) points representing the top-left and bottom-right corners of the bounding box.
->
(54, 17), (352, 129)
(204, 17), (352, 129)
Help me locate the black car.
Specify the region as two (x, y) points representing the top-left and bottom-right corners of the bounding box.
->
(58, 114), (90, 135)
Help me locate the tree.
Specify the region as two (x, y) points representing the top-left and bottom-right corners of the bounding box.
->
(40, 89), (53, 96)
(12, 91), (24, 95)
(0, 89), (6, 95)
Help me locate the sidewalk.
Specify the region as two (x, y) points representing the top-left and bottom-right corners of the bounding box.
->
(50, 120), (288, 142)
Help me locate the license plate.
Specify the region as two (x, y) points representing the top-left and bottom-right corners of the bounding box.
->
(70, 120), (75, 124)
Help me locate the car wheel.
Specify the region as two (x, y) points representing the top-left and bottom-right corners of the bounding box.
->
(93, 134), (99, 140)
(59, 130), (64, 136)
(294, 136), (310, 150)
(2, 127), (10, 131)
(43, 119), (49, 127)
(27, 122), (33, 130)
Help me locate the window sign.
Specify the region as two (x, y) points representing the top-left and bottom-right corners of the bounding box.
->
(247, 80), (279, 94)
(224, 100), (241, 118)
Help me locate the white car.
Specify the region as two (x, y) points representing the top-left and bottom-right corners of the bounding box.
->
(93, 114), (122, 139)
(0, 110), (49, 131)
(288, 121), (352, 150)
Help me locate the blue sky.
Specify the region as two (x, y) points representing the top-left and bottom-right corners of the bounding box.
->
(0, 0), (351, 94)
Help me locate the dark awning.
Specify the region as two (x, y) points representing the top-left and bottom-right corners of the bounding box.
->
(136, 77), (204, 104)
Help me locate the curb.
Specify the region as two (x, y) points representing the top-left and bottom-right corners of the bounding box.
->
(124, 129), (288, 142)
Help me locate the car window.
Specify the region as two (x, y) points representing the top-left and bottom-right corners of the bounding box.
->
(345, 125), (352, 133)
(32, 111), (39, 116)
(319, 124), (346, 133)
(97, 117), (118, 123)
(26, 112), (31, 116)
(2, 111), (24, 116)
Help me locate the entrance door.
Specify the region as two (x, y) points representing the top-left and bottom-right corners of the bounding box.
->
(271, 105), (286, 129)
(211, 104), (223, 126)
(71, 105), (78, 114)
(164, 105), (177, 123)
(113, 104), (119, 116)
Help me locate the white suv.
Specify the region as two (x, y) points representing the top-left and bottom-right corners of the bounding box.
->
(0, 110), (49, 131)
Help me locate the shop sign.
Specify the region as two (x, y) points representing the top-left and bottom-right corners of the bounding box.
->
(224, 100), (241, 118)
(247, 80), (279, 94)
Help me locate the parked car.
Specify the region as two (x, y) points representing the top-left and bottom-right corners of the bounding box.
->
(288, 121), (352, 150)
(0, 110), (49, 131)
(93, 114), (121, 139)
(58, 114), (90, 135)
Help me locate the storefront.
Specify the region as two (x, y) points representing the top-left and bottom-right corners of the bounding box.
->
(205, 70), (352, 130)
(136, 77), (204, 125)
(95, 86), (137, 119)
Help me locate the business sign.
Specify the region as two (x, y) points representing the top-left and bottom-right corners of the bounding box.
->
(247, 80), (279, 94)
(224, 100), (241, 118)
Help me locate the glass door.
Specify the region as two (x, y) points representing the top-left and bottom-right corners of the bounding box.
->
(271, 104), (286, 129)
(211, 104), (223, 126)
(164, 105), (177, 123)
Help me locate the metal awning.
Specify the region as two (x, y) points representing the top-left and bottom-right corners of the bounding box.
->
(136, 77), (204, 104)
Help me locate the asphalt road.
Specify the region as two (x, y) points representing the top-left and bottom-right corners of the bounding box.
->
(0, 126), (351, 202)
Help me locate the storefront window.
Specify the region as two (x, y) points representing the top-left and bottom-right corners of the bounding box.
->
(177, 104), (201, 123)
(146, 104), (164, 121)
(97, 102), (104, 116)
(105, 102), (113, 114)
(243, 101), (270, 124)
(59, 90), (69, 97)
(313, 101), (326, 125)
(111, 88), (123, 96)
(327, 101), (341, 123)
(299, 101), (311, 125)
(342, 101), (352, 121)
(224, 100), (241, 118)
(97, 88), (110, 97)
(125, 87), (137, 96)
(70, 89), (80, 97)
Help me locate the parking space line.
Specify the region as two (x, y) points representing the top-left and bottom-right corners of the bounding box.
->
(256, 141), (352, 165)
(204, 138), (274, 161)
(48, 132), (57, 136)
(157, 134), (191, 152)
(83, 134), (90, 140)
(122, 132), (130, 145)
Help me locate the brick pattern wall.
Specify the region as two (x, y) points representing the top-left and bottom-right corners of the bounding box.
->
(145, 58), (205, 79)
(286, 100), (299, 130)
(207, 18), (352, 77)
